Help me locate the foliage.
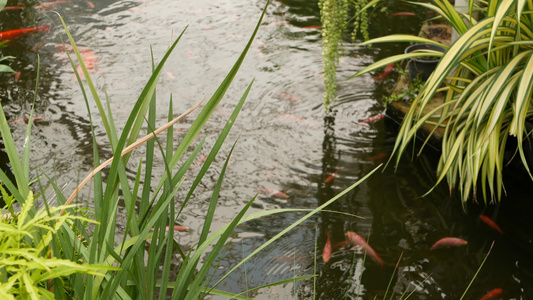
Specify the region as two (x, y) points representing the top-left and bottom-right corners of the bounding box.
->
(384, 67), (425, 105)
(0, 2), (379, 299)
(352, 0), (533, 204)
(0, 192), (115, 300)
(318, 0), (378, 112)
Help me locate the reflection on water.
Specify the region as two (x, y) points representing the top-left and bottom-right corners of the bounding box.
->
(1, 0), (533, 299)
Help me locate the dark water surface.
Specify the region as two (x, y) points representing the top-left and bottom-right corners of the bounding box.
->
(1, 0), (532, 299)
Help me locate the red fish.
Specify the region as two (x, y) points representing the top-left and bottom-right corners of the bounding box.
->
(0, 25), (50, 42)
(323, 231), (332, 262)
(324, 170), (338, 183)
(36, 1), (70, 9)
(360, 114), (385, 124)
(75, 50), (97, 78)
(374, 63), (395, 80)
(429, 237), (468, 251)
(11, 117), (43, 124)
(346, 231), (384, 267)
(479, 215), (503, 234)
(170, 225), (189, 232)
(480, 288), (503, 300)
(369, 153), (389, 161)
(391, 12), (416, 17)
(86, 0), (95, 8)
(14, 71), (21, 82)
(332, 240), (348, 251)
(259, 188), (289, 199)
(2, 5), (24, 10)
(302, 25), (322, 29)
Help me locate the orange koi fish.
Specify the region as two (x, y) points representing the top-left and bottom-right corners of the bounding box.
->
(360, 114), (385, 124)
(86, 0), (95, 8)
(0, 25), (50, 42)
(391, 12), (416, 17)
(259, 188), (289, 199)
(302, 25), (321, 29)
(480, 288), (503, 300)
(374, 63), (395, 80)
(323, 231), (332, 263)
(346, 231), (384, 267)
(11, 117), (43, 124)
(324, 170), (338, 183)
(429, 237), (468, 251)
(75, 50), (97, 78)
(479, 215), (503, 234)
(36, 1), (70, 9)
(14, 71), (21, 82)
(170, 225), (189, 232)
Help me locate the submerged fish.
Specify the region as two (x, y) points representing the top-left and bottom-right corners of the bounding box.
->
(346, 231), (384, 267)
(279, 93), (301, 102)
(11, 117), (43, 124)
(479, 215), (503, 234)
(480, 288), (503, 300)
(259, 188), (289, 199)
(391, 12), (416, 17)
(323, 231), (332, 263)
(302, 25), (322, 29)
(374, 63), (395, 81)
(360, 114), (385, 124)
(0, 25), (50, 42)
(36, 1), (70, 9)
(324, 170), (338, 183)
(429, 237), (468, 251)
(2, 5), (24, 10)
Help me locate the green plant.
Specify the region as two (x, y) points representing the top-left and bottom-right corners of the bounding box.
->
(0, 191), (116, 300)
(350, 0), (533, 204)
(384, 67), (425, 105)
(319, 0), (380, 112)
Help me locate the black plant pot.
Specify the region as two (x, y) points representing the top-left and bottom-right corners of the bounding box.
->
(405, 44), (446, 81)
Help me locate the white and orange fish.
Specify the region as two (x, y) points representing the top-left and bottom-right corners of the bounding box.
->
(324, 170), (338, 183)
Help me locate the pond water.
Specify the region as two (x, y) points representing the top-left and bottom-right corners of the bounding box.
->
(1, 0), (533, 299)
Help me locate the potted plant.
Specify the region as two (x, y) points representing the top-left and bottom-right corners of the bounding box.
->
(404, 43), (446, 81)
(351, 0), (533, 204)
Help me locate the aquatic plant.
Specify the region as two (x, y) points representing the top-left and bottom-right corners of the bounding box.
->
(351, 0), (533, 204)
(319, 0), (379, 112)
